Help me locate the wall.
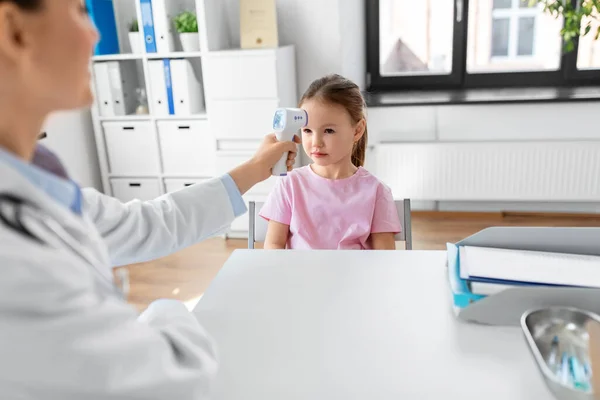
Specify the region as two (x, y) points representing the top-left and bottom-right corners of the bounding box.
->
(367, 102), (600, 213)
(224, 0), (365, 92)
(42, 109), (102, 190)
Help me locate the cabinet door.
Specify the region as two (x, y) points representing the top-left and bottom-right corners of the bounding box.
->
(209, 99), (281, 140)
(203, 54), (278, 99)
(157, 120), (214, 176)
(103, 121), (159, 176)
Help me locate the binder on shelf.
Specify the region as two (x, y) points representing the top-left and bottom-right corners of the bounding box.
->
(151, 0), (176, 53)
(106, 62), (137, 116)
(87, 0), (120, 55)
(447, 227), (600, 326)
(148, 60), (174, 115)
(171, 59), (204, 115)
(140, 0), (157, 53)
(93, 63), (114, 117)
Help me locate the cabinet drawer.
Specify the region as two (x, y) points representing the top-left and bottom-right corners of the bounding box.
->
(209, 99), (281, 140)
(164, 178), (210, 193)
(203, 54), (278, 99)
(103, 121), (159, 176)
(111, 178), (161, 202)
(157, 120), (214, 176)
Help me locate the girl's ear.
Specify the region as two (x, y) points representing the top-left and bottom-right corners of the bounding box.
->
(354, 119), (366, 141)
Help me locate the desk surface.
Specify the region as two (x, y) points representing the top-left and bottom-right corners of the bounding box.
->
(193, 250), (551, 399)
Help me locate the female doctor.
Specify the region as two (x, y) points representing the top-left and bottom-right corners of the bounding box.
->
(0, 0), (299, 399)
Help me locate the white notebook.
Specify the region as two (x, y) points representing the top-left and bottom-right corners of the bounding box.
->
(459, 246), (600, 288)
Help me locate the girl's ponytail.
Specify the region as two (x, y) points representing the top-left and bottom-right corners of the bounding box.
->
(351, 126), (368, 167)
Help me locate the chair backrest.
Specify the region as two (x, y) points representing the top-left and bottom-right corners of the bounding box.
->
(248, 199), (412, 250)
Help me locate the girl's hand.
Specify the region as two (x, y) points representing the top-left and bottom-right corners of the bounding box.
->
(229, 134), (301, 195)
(252, 133), (301, 180)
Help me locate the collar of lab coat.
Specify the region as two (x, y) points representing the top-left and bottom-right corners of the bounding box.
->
(0, 146), (82, 215)
(0, 161), (95, 244)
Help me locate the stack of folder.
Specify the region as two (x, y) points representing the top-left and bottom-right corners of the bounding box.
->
(447, 227), (600, 326)
(148, 59), (204, 116)
(93, 62), (138, 117)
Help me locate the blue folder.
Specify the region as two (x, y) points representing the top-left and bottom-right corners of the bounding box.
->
(140, 0), (157, 53)
(86, 0), (119, 55)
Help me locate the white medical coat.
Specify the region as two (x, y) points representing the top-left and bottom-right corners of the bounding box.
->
(0, 161), (239, 399)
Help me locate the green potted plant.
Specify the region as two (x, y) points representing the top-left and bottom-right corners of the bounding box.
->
(128, 18), (142, 54)
(534, 0), (600, 52)
(174, 11), (200, 52)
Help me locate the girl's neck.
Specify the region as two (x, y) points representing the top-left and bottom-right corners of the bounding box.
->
(0, 94), (46, 161)
(310, 157), (358, 180)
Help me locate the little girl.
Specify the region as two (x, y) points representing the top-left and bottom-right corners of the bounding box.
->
(259, 74), (401, 250)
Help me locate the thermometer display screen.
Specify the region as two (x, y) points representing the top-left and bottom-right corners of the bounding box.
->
(273, 110), (285, 130)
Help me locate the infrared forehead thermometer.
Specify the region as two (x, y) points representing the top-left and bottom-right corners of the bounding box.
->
(272, 108), (308, 176)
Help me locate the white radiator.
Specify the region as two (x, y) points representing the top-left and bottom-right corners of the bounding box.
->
(375, 142), (600, 201)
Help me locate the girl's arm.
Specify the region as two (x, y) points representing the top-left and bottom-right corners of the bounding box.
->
(369, 232), (396, 250)
(369, 183), (402, 250)
(264, 220), (290, 249)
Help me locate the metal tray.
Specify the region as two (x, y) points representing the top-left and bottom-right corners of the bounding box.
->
(521, 307), (597, 400)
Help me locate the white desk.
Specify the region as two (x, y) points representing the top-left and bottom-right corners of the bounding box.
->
(193, 250), (551, 399)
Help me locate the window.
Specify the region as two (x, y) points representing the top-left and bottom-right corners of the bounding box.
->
(469, 0), (562, 73)
(577, 13), (600, 70)
(379, 0), (454, 76)
(367, 0), (600, 91)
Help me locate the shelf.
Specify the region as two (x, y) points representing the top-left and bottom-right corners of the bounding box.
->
(92, 52), (204, 62)
(146, 51), (204, 59)
(108, 174), (215, 179)
(92, 53), (144, 61)
(98, 115), (151, 122)
(155, 114), (208, 121)
(97, 114), (208, 122)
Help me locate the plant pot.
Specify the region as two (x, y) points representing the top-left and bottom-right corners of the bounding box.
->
(179, 33), (200, 52)
(128, 32), (143, 54)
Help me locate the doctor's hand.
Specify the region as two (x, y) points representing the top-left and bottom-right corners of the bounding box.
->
(229, 134), (301, 195)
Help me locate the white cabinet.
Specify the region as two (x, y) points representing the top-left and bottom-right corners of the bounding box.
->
(201, 46), (298, 238)
(103, 121), (160, 176)
(202, 46), (296, 101)
(203, 54), (278, 99)
(157, 120), (215, 176)
(204, 46), (297, 143)
(110, 178), (161, 202)
(164, 178), (210, 193)
(210, 99), (281, 140)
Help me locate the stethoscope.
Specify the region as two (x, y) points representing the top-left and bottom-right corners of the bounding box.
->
(0, 194), (129, 300)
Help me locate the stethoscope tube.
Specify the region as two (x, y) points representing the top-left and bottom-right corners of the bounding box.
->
(0, 194), (128, 299)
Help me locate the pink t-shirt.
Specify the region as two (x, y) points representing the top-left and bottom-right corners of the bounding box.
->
(259, 166), (402, 249)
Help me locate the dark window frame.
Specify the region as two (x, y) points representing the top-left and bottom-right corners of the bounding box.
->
(366, 0), (600, 92)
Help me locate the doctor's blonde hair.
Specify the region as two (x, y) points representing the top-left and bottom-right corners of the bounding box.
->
(299, 74), (368, 168)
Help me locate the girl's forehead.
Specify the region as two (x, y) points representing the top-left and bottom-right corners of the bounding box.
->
(302, 99), (349, 116)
